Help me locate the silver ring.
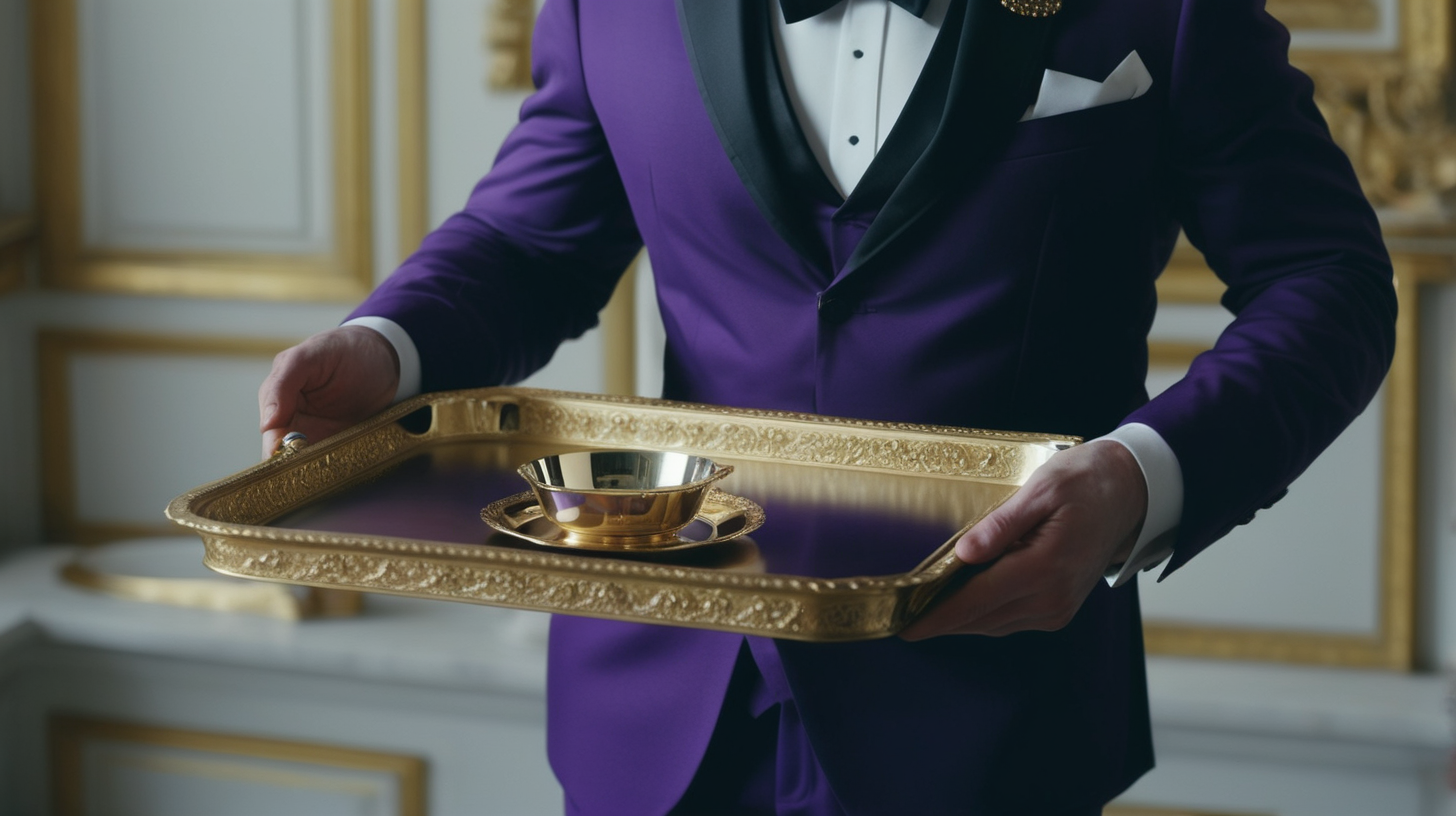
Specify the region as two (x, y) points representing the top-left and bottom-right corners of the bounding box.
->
(277, 431), (309, 454)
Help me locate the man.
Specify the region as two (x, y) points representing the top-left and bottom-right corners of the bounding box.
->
(259, 0), (1396, 812)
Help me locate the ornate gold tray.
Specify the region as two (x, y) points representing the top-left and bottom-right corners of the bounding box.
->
(166, 388), (1076, 642)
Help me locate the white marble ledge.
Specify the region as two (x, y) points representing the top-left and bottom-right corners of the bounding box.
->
(0, 545), (549, 697)
(1145, 655), (1452, 752)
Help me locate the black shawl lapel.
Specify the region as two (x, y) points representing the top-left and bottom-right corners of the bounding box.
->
(676, 0), (838, 270)
(834, 1), (1056, 286)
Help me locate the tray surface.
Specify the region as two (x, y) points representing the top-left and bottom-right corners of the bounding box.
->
(167, 388), (1075, 641)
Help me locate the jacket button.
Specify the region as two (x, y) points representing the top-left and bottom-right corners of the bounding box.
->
(818, 294), (852, 325)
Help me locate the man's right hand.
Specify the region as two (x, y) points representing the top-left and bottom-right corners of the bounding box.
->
(258, 326), (401, 459)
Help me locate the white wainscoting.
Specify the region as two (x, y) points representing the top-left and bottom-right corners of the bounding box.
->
(78, 0), (333, 255)
(1139, 337), (1386, 639)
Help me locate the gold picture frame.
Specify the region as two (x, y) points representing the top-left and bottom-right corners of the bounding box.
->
(38, 329), (295, 545)
(50, 715), (426, 816)
(1146, 254), (1448, 669)
(30, 0), (374, 301)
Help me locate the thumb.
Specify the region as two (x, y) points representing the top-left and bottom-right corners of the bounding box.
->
(954, 490), (1048, 565)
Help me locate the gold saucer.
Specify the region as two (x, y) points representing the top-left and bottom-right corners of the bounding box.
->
(482, 488), (764, 552)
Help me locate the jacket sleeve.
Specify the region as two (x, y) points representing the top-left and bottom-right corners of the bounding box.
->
(347, 0), (642, 391)
(1122, 0), (1398, 575)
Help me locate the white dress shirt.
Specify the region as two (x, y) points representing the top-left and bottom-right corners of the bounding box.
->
(348, 0), (1180, 584)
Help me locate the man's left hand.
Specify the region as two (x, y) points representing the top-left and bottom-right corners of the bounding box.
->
(900, 440), (1148, 640)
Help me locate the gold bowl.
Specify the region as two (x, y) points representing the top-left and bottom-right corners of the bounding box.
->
(516, 450), (735, 547)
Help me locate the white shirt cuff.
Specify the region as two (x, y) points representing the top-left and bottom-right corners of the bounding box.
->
(340, 316), (422, 404)
(1097, 422), (1182, 588)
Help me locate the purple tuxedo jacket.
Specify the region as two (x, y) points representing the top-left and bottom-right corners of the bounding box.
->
(351, 0), (1396, 812)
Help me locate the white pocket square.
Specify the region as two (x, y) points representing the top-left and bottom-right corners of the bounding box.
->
(1020, 50), (1153, 122)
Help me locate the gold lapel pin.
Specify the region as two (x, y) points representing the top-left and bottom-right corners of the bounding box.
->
(1001, 0), (1062, 16)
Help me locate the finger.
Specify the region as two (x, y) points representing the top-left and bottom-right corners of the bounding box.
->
(258, 348), (307, 433)
(262, 427), (289, 460)
(261, 412), (354, 460)
(903, 510), (1095, 640)
(900, 556), (1042, 640)
(955, 480), (1057, 564)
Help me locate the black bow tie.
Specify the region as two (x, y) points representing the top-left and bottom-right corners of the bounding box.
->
(780, 0), (932, 25)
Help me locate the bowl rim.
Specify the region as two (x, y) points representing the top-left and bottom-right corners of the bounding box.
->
(516, 450), (734, 496)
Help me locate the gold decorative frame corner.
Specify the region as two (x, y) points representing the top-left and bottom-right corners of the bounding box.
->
(38, 330), (297, 546)
(50, 715), (426, 816)
(1146, 254), (1449, 669)
(30, 0), (374, 301)
(1277, 0), (1456, 229)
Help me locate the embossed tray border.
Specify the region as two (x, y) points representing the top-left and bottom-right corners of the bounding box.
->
(167, 388), (1074, 641)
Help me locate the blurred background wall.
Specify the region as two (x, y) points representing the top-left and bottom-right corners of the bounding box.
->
(0, 1), (1454, 814)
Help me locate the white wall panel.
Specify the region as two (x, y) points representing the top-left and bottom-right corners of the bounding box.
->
(79, 0), (332, 254)
(1140, 301), (1388, 637)
(1420, 283), (1456, 668)
(68, 351), (277, 528)
(83, 742), (403, 816)
(1287, 0), (1400, 50)
(1139, 384), (1385, 635)
(421, 0), (604, 394)
(1121, 746), (1427, 816)
(426, 0), (522, 230)
(634, 255), (667, 398)
(0, 0), (30, 213)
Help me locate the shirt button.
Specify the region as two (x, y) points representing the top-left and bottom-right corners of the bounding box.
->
(853, 49), (864, 58)
(848, 135), (860, 145)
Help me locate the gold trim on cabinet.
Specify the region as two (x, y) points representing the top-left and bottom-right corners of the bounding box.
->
(38, 330), (298, 545)
(30, 0), (374, 301)
(50, 715), (426, 816)
(398, 0), (429, 261)
(1141, 256), (1449, 668)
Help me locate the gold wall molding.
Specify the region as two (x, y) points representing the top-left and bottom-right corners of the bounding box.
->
(486, 0), (535, 91)
(0, 214), (35, 294)
(30, 0), (374, 301)
(39, 330), (297, 545)
(398, 0), (429, 261)
(50, 715), (425, 816)
(1270, 0), (1381, 31)
(1145, 254), (1451, 669)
